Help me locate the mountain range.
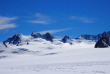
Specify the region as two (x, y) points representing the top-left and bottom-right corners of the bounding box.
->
(0, 31), (110, 74)
(3, 31), (110, 47)
(76, 31), (110, 41)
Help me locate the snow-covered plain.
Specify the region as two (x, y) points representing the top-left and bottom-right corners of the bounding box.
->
(0, 36), (110, 74)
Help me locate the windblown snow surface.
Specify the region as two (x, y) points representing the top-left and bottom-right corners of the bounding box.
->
(0, 36), (110, 74)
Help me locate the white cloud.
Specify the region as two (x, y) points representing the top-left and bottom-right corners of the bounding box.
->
(71, 16), (94, 23)
(35, 13), (49, 19)
(29, 13), (52, 24)
(29, 20), (48, 24)
(39, 28), (71, 34)
(0, 16), (17, 30)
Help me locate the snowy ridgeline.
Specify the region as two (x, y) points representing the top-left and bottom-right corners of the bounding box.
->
(0, 31), (109, 58)
(0, 34), (96, 55)
(2, 31), (110, 48)
(0, 32), (110, 74)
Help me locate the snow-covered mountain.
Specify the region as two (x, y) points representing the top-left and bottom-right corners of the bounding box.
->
(0, 31), (110, 74)
(62, 36), (72, 44)
(31, 32), (54, 42)
(76, 31), (110, 41)
(3, 32), (54, 47)
(2, 31), (110, 48)
(0, 31), (96, 55)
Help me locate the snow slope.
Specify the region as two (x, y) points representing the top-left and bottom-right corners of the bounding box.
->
(0, 36), (110, 74)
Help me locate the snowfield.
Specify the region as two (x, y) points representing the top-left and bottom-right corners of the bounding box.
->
(0, 37), (110, 74)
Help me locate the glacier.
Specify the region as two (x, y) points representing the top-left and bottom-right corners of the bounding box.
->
(0, 32), (110, 74)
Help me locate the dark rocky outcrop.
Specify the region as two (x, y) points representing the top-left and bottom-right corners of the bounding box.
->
(76, 34), (100, 41)
(3, 34), (21, 47)
(31, 32), (54, 42)
(3, 41), (7, 47)
(76, 31), (110, 42)
(43, 32), (54, 42)
(31, 32), (42, 38)
(62, 36), (72, 44)
(95, 36), (110, 48)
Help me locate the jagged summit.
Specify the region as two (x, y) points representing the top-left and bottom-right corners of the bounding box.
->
(31, 32), (42, 38)
(76, 31), (110, 42)
(31, 32), (54, 42)
(42, 32), (54, 42)
(3, 32), (55, 47)
(95, 36), (110, 48)
(62, 36), (72, 44)
(3, 34), (22, 47)
(76, 34), (99, 41)
(102, 31), (110, 37)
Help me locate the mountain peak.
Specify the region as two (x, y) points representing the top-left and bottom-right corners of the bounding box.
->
(62, 36), (72, 44)
(43, 32), (54, 42)
(31, 32), (42, 38)
(3, 34), (22, 47)
(31, 32), (54, 42)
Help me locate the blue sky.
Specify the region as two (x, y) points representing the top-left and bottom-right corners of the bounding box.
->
(0, 0), (110, 41)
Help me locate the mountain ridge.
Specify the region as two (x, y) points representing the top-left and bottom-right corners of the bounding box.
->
(76, 31), (110, 41)
(2, 31), (110, 47)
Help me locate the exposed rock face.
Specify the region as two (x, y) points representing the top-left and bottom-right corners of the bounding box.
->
(102, 31), (110, 37)
(3, 42), (7, 47)
(62, 36), (72, 44)
(3, 32), (54, 47)
(76, 34), (100, 41)
(31, 32), (54, 42)
(76, 31), (110, 41)
(3, 34), (21, 47)
(95, 36), (110, 48)
(31, 32), (42, 38)
(43, 32), (54, 42)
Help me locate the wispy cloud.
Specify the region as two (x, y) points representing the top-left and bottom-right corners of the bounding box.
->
(71, 16), (94, 23)
(39, 28), (71, 34)
(0, 16), (17, 30)
(29, 13), (53, 24)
